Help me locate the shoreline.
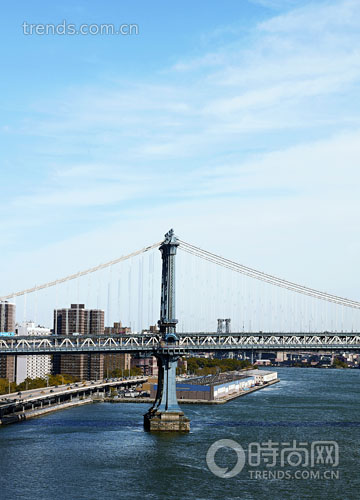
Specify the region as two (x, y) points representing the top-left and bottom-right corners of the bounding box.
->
(0, 379), (280, 425)
(0, 398), (93, 425)
(267, 365), (358, 369)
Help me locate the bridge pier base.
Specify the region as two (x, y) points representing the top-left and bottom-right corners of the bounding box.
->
(144, 350), (190, 432)
(144, 410), (190, 432)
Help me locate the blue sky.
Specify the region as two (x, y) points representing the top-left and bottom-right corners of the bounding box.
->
(1, 0), (360, 310)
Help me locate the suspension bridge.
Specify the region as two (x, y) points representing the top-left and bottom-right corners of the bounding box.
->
(1, 229), (360, 431)
(1, 231), (360, 338)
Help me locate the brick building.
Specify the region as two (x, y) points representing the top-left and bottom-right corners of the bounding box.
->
(54, 304), (104, 335)
(53, 304), (104, 380)
(104, 321), (131, 335)
(103, 352), (131, 377)
(103, 322), (131, 377)
(0, 301), (16, 382)
(131, 355), (158, 376)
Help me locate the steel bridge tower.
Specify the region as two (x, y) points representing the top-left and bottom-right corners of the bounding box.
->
(144, 229), (190, 432)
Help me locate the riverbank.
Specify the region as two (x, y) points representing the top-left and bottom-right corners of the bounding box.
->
(0, 398), (93, 425)
(268, 364), (359, 369)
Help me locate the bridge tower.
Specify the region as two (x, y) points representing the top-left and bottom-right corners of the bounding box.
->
(144, 229), (190, 432)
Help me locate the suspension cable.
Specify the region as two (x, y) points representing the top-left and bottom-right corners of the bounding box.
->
(0, 241), (161, 301)
(178, 240), (360, 310)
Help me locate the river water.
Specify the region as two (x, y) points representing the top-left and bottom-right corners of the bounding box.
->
(0, 368), (359, 500)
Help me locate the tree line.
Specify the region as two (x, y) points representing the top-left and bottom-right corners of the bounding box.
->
(0, 374), (78, 395)
(184, 357), (253, 376)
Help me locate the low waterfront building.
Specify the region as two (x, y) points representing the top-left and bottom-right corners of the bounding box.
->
(149, 371), (265, 402)
(255, 359), (271, 366)
(211, 375), (255, 399)
(245, 369), (278, 384)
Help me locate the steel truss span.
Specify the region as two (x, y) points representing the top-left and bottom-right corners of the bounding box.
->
(0, 333), (359, 354)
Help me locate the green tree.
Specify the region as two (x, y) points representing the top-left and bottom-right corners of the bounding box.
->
(333, 357), (348, 369)
(185, 357), (253, 376)
(14, 374), (78, 393)
(0, 378), (16, 395)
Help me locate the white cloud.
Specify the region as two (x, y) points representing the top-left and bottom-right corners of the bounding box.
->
(250, 0), (305, 9)
(259, 0), (360, 33)
(2, 0), (360, 325)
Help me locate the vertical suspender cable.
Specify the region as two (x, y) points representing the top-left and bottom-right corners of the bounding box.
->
(23, 293), (27, 325)
(117, 263), (121, 324)
(107, 266), (112, 328)
(128, 260), (132, 331)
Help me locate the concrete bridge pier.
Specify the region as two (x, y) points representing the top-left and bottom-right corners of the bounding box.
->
(144, 229), (190, 432)
(144, 349), (190, 432)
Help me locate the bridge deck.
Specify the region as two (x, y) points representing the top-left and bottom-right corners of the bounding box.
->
(0, 333), (359, 353)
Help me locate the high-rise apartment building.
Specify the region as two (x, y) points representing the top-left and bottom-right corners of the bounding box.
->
(0, 301), (16, 382)
(53, 304), (104, 380)
(15, 322), (52, 384)
(54, 304), (104, 335)
(0, 301), (15, 333)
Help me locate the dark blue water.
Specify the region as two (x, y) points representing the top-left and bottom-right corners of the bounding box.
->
(1, 368), (359, 500)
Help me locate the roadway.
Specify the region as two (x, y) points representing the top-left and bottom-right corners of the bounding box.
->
(0, 377), (147, 406)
